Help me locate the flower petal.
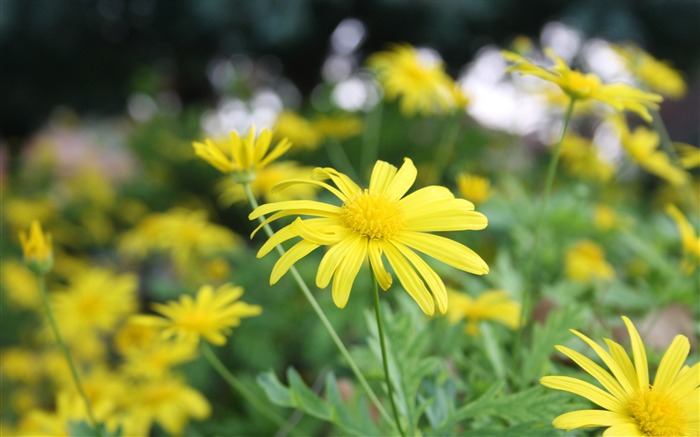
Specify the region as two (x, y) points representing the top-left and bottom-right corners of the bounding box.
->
(391, 241), (447, 314)
(622, 316), (649, 390)
(602, 422), (644, 436)
(368, 240), (392, 290)
(394, 231), (489, 275)
(313, 167), (360, 199)
(292, 218), (347, 246)
(257, 222), (298, 257)
(668, 362), (699, 399)
(249, 200), (340, 221)
(540, 376), (626, 413)
(331, 237), (367, 308)
(555, 345), (629, 401)
(383, 243), (435, 315)
(552, 409), (634, 430)
(653, 334), (690, 392)
(383, 158), (417, 201)
(317, 234), (364, 289)
(570, 331), (636, 396)
(270, 240), (320, 284)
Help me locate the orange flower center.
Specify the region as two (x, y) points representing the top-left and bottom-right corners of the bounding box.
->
(628, 390), (684, 436)
(340, 191), (404, 240)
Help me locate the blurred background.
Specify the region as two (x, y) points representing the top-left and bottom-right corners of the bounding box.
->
(2, 0), (699, 145)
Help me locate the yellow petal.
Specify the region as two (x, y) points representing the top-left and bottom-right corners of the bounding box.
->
(317, 234), (364, 289)
(391, 241), (447, 314)
(368, 240), (392, 290)
(552, 409), (634, 430)
(249, 200), (340, 221)
(331, 237), (367, 308)
(383, 158), (417, 201)
(555, 345), (629, 401)
(603, 422), (644, 436)
(383, 243), (435, 315)
(313, 167), (360, 199)
(369, 160), (398, 195)
(395, 231), (489, 274)
(257, 223), (298, 257)
(540, 376), (626, 413)
(570, 331), (636, 396)
(668, 362), (699, 400)
(292, 218), (347, 246)
(653, 334), (690, 392)
(622, 316), (649, 390)
(270, 240), (319, 284)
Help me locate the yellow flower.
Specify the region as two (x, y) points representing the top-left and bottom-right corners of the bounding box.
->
(18, 220), (53, 273)
(217, 161), (319, 206)
(674, 142), (700, 169)
(541, 316), (699, 436)
(456, 172), (491, 205)
(250, 158), (489, 315)
(1, 260), (42, 309)
(502, 48), (663, 121)
(565, 240), (615, 283)
(611, 117), (689, 186)
(313, 114), (364, 141)
(594, 204), (621, 231)
(192, 127), (292, 181)
(3, 198), (55, 232)
(559, 134), (614, 183)
(615, 44), (687, 99)
(446, 289), (520, 336)
(132, 283), (262, 346)
(273, 111), (321, 150)
(666, 204), (700, 274)
(0, 347), (41, 384)
(367, 44), (463, 116)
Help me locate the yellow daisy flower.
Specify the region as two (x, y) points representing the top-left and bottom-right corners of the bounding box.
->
(674, 142), (700, 169)
(18, 220), (53, 273)
(456, 172), (492, 205)
(1, 260), (42, 309)
(446, 289), (520, 336)
(192, 127), (292, 182)
(564, 240), (615, 283)
(559, 133), (614, 183)
(367, 44), (464, 116)
(614, 44), (687, 99)
(249, 158), (489, 316)
(133, 283), (262, 346)
(502, 48), (663, 121)
(541, 316), (699, 436)
(666, 204), (700, 274)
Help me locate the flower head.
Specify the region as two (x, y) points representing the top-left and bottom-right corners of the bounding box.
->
(666, 204), (700, 274)
(367, 44), (465, 116)
(541, 316), (699, 436)
(559, 134), (614, 183)
(446, 289), (520, 336)
(192, 127), (292, 182)
(18, 220), (53, 273)
(614, 44), (687, 99)
(502, 48), (663, 121)
(564, 240), (615, 283)
(249, 158), (488, 315)
(133, 283), (262, 346)
(456, 173), (491, 205)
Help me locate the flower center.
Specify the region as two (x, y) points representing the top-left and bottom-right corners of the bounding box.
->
(628, 390), (684, 436)
(340, 190), (404, 240)
(564, 71), (601, 99)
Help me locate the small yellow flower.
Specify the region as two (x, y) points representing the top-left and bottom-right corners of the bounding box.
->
(674, 142), (700, 169)
(446, 289), (520, 336)
(611, 116), (689, 187)
(133, 283), (262, 346)
(313, 114), (364, 141)
(614, 44), (687, 99)
(666, 204), (700, 274)
(18, 220), (53, 273)
(594, 204), (621, 231)
(274, 111), (321, 150)
(559, 134), (614, 183)
(367, 44), (463, 116)
(1, 260), (42, 309)
(502, 48), (663, 121)
(541, 316), (699, 436)
(456, 172), (492, 204)
(250, 158), (488, 315)
(192, 127), (292, 182)
(565, 240), (615, 283)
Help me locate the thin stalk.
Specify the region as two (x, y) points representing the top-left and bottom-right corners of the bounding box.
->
(243, 184), (396, 430)
(325, 138), (360, 181)
(36, 273), (100, 434)
(360, 103), (383, 180)
(200, 343), (286, 427)
(427, 113), (463, 185)
(371, 276), (406, 437)
(514, 98), (576, 367)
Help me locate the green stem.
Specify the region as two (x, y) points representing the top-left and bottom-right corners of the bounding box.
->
(325, 138), (360, 181)
(36, 273), (100, 434)
(371, 276), (406, 437)
(514, 97), (576, 368)
(243, 184), (396, 430)
(200, 343), (286, 427)
(360, 103), (383, 180)
(427, 113), (463, 185)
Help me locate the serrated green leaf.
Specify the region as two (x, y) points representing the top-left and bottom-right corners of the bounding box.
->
(287, 368), (330, 419)
(257, 370), (294, 406)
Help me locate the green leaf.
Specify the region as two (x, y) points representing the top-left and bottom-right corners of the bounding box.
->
(68, 420), (120, 437)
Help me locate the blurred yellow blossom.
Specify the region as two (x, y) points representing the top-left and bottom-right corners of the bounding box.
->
(313, 114), (364, 140)
(1, 260), (42, 309)
(367, 43), (464, 116)
(192, 127), (292, 182)
(217, 161), (319, 205)
(132, 283), (262, 346)
(502, 48), (662, 121)
(674, 142), (700, 169)
(666, 204), (700, 274)
(564, 240), (615, 283)
(3, 198), (55, 232)
(456, 172), (492, 204)
(593, 204), (621, 231)
(18, 220), (53, 273)
(0, 347), (41, 384)
(273, 111), (320, 150)
(614, 44), (687, 99)
(559, 134), (614, 183)
(446, 289), (520, 336)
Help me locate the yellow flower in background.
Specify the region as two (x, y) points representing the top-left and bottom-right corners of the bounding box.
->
(559, 134), (614, 183)
(0, 347), (41, 384)
(541, 316), (699, 436)
(367, 44), (463, 116)
(502, 48), (663, 121)
(132, 283), (262, 346)
(3, 198), (55, 232)
(217, 161), (319, 206)
(611, 116), (689, 187)
(666, 204), (700, 274)
(594, 204), (621, 231)
(313, 114), (364, 141)
(192, 127), (292, 182)
(565, 240), (615, 283)
(18, 220), (53, 273)
(456, 172), (491, 205)
(250, 158), (489, 315)
(1, 260), (42, 309)
(614, 44), (687, 99)
(446, 289), (520, 336)
(674, 143), (700, 169)
(273, 111), (320, 150)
